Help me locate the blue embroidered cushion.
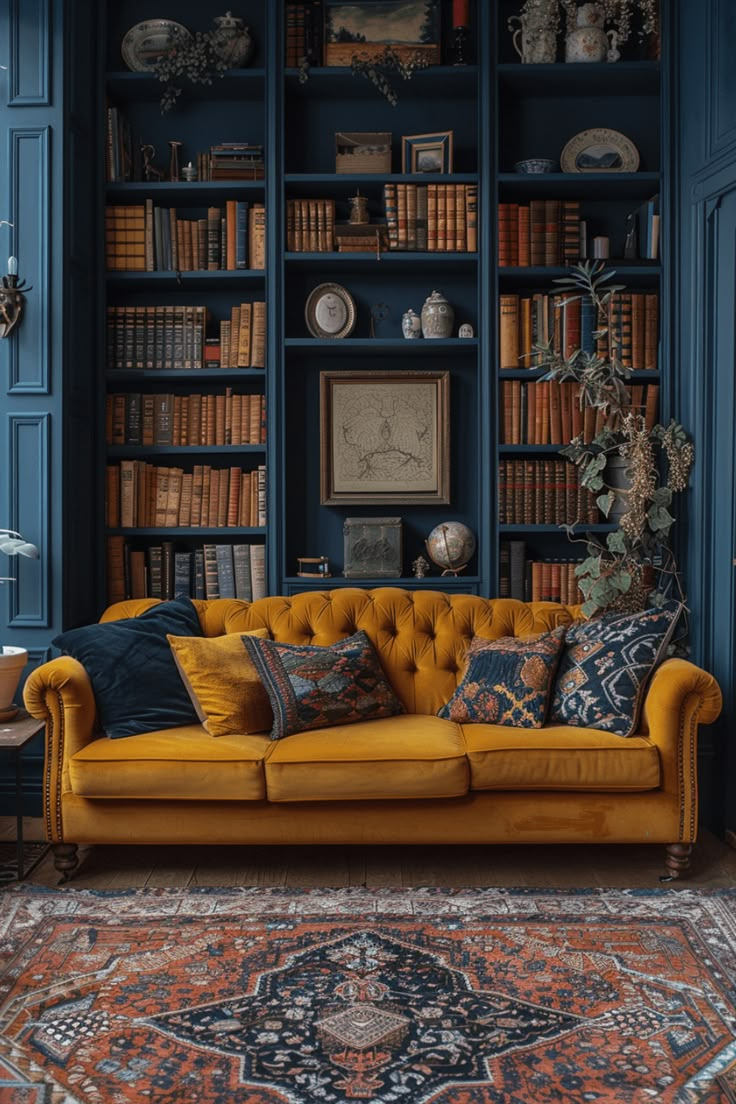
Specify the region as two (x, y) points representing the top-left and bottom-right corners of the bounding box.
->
(52, 598), (203, 739)
(549, 604), (680, 736)
(241, 629), (405, 740)
(438, 626), (567, 728)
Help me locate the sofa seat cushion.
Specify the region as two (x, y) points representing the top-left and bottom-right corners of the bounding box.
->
(264, 714), (468, 802)
(69, 726), (271, 801)
(464, 724), (660, 792)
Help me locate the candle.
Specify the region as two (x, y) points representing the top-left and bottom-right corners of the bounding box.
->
(7, 256), (17, 276)
(452, 0), (470, 27)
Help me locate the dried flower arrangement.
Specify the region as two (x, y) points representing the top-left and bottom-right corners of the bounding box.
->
(534, 261), (693, 622)
(514, 0), (659, 48)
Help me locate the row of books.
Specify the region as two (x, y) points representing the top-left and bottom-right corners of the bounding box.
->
(499, 291), (659, 371)
(384, 183), (478, 252)
(106, 537), (266, 605)
(286, 199), (335, 252)
(499, 460), (599, 526)
(106, 391), (266, 448)
(285, 1), (323, 67)
(500, 381), (659, 446)
(499, 541), (585, 605)
(497, 199), (660, 267)
(200, 144), (264, 181)
(105, 302), (266, 372)
(106, 463), (267, 530)
(104, 202), (266, 272)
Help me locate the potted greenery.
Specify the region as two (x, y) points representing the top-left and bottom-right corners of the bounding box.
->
(534, 260), (694, 619)
(0, 528), (39, 718)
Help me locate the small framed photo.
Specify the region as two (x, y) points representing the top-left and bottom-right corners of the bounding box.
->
(320, 370), (450, 505)
(402, 131), (453, 174)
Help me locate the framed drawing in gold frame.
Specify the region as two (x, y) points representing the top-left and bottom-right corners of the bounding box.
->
(320, 370), (450, 505)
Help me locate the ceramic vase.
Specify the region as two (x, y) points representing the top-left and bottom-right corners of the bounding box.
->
(421, 291), (454, 339)
(402, 309), (422, 338)
(565, 3), (620, 63)
(211, 11), (254, 68)
(508, 2), (558, 64)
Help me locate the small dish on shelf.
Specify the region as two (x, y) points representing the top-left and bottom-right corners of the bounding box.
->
(560, 128), (640, 173)
(121, 20), (192, 73)
(305, 283), (357, 339)
(514, 158), (558, 174)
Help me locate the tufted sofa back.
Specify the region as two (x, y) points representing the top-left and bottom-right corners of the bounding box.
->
(102, 589), (581, 717)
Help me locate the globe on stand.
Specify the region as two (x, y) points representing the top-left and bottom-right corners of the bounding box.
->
(425, 522), (476, 576)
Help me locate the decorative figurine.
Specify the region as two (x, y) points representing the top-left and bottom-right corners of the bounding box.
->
(412, 554), (430, 578)
(458, 322), (474, 338)
(182, 161), (198, 182)
(402, 308), (422, 338)
(624, 212), (638, 259)
(348, 192), (370, 224)
(141, 144), (164, 183)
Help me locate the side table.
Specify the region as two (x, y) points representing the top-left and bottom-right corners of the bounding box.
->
(0, 709), (45, 880)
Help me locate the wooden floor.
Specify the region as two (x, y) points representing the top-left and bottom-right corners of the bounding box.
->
(4, 817), (736, 890)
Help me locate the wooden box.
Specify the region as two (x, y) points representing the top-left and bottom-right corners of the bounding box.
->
(335, 132), (392, 175)
(343, 517), (403, 578)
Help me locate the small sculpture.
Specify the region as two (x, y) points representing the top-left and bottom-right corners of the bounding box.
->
(168, 140), (183, 182)
(348, 192), (370, 224)
(412, 554), (430, 579)
(141, 145), (164, 183)
(458, 322), (474, 338)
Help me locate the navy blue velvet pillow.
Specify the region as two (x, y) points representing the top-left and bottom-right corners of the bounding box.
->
(52, 599), (203, 739)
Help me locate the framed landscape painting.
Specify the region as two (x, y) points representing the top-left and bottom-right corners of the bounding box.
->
(323, 0), (442, 66)
(320, 370), (450, 505)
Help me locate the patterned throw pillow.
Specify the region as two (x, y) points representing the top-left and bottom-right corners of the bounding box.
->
(241, 629), (405, 740)
(438, 627), (567, 728)
(549, 604), (680, 737)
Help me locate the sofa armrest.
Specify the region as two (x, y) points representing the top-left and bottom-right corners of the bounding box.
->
(640, 657), (722, 836)
(23, 657), (98, 840)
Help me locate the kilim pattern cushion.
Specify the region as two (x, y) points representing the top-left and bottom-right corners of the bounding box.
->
(549, 603), (680, 736)
(241, 629), (405, 740)
(438, 626), (566, 727)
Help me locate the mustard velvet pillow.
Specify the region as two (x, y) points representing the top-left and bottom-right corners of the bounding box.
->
(168, 629), (272, 737)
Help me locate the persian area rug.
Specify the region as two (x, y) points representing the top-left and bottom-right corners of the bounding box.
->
(1, 887), (736, 1104)
(0, 842), (47, 888)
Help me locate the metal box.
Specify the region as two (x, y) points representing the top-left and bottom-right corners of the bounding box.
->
(343, 517), (403, 578)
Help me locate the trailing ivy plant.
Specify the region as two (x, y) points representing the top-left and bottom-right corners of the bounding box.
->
(152, 30), (228, 113)
(298, 47), (430, 106)
(533, 260), (694, 621)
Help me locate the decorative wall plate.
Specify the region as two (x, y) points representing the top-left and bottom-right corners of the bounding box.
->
(560, 128), (640, 173)
(121, 20), (192, 72)
(305, 283), (357, 339)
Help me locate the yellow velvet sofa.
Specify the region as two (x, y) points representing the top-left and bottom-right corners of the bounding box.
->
(23, 589), (722, 882)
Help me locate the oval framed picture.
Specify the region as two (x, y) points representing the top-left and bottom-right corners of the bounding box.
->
(560, 128), (640, 173)
(305, 283), (357, 339)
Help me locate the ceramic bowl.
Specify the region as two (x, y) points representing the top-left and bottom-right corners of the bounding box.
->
(514, 158), (558, 174)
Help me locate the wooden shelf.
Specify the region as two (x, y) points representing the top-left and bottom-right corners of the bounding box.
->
(105, 270), (265, 286)
(106, 528), (266, 537)
(106, 445), (265, 457)
(284, 65), (478, 100)
(497, 172), (660, 200)
(497, 61), (659, 96)
(106, 369), (266, 382)
(285, 338), (478, 354)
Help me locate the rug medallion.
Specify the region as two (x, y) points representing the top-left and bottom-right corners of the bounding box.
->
(1, 886), (735, 1102)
